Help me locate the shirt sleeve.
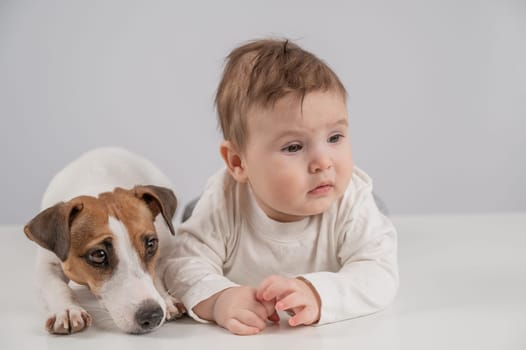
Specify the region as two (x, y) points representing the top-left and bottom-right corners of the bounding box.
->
(163, 174), (239, 323)
(300, 191), (399, 325)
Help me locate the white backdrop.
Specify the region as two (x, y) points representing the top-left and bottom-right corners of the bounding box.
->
(1, 0), (525, 224)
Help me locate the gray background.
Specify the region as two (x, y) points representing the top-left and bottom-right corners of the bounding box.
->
(1, 0), (525, 224)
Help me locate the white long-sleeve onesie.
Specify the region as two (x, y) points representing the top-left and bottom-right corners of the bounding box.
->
(165, 166), (399, 325)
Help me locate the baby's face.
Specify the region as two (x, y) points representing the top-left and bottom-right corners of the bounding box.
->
(241, 90), (353, 222)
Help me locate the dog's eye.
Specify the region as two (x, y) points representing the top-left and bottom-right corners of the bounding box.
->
(86, 249), (108, 267)
(145, 237), (158, 258)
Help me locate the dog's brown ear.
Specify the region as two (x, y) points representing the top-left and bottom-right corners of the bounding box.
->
(23, 200), (84, 261)
(134, 185), (177, 235)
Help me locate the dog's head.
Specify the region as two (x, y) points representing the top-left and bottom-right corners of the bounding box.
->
(24, 185), (177, 333)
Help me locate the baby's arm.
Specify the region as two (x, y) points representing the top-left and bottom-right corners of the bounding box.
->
(257, 192), (398, 326)
(304, 193), (399, 324)
(162, 179), (278, 334)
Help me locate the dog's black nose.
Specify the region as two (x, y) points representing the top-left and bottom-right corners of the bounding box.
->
(135, 300), (164, 331)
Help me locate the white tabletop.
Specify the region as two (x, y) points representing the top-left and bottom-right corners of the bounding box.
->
(1, 213), (525, 349)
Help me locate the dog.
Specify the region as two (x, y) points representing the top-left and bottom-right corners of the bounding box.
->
(24, 147), (185, 334)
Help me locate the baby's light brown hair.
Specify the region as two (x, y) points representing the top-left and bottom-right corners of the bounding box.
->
(215, 38), (347, 151)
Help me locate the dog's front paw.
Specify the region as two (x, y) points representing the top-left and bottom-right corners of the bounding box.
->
(45, 307), (92, 334)
(165, 295), (186, 321)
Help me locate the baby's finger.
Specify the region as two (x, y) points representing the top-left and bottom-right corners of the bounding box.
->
(258, 277), (292, 301)
(253, 301), (274, 322)
(256, 275), (280, 300)
(224, 318), (261, 335)
(288, 306), (318, 327)
(236, 309), (267, 331)
(275, 292), (307, 312)
(268, 310), (280, 323)
(259, 298), (278, 318)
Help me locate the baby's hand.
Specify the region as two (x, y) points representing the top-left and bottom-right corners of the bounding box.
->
(213, 286), (279, 335)
(256, 275), (321, 326)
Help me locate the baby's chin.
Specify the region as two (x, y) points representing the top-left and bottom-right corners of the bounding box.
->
(306, 197), (339, 214)
(263, 196), (339, 222)
(285, 202), (336, 220)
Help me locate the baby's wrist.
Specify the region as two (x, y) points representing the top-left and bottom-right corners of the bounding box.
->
(194, 288), (231, 322)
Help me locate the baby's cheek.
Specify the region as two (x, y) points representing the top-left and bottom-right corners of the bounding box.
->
(338, 161), (354, 186)
(275, 175), (303, 197)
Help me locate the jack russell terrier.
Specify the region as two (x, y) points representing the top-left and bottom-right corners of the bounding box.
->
(24, 148), (185, 334)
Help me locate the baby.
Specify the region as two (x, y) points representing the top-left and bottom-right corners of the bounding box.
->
(165, 38), (399, 335)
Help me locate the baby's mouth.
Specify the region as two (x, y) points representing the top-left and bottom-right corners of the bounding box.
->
(308, 183), (334, 195)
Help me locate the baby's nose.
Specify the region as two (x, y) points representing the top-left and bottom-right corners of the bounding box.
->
(308, 152), (332, 173)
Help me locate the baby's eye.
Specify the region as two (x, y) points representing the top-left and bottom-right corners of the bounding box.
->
(328, 134), (344, 143)
(281, 143), (303, 153)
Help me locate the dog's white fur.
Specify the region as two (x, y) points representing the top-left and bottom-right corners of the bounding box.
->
(29, 147), (182, 334)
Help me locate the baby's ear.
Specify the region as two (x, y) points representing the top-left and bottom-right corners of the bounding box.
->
(220, 140), (248, 183)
